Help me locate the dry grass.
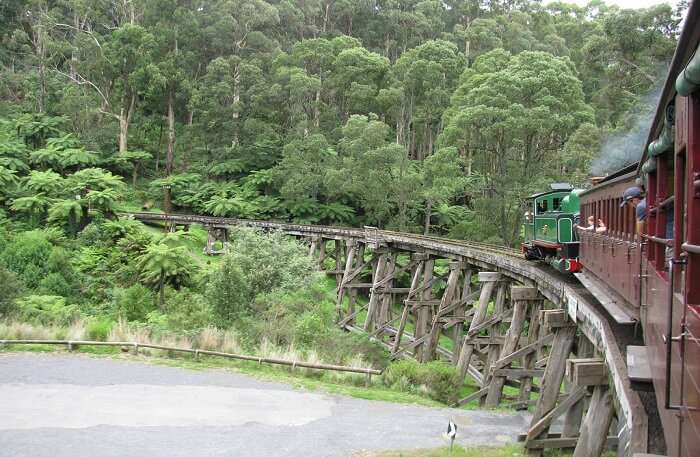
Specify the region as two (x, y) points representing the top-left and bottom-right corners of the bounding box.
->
(0, 319), (374, 377)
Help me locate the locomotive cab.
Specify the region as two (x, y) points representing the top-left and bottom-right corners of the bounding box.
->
(522, 183), (583, 273)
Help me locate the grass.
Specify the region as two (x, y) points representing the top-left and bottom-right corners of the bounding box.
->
(0, 343), (442, 407)
(368, 444), (526, 457)
(368, 445), (611, 457)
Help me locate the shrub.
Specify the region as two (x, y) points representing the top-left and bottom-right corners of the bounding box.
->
(37, 272), (73, 297)
(383, 360), (461, 404)
(112, 284), (155, 321)
(0, 266), (24, 317)
(207, 228), (316, 323)
(164, 288), (215, 332)
(87, 318), (113, 341)
(16, 295), (80, 325)
(0, 230), (52, 288)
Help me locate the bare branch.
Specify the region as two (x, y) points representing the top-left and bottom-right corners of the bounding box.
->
(53, 67), (112, 109)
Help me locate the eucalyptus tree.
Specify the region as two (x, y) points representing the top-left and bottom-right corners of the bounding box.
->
(389, 40), (465, 160)
(440, 49), (594, 244)
(64, 24), (160, 154)
(326, 114), (414, 228)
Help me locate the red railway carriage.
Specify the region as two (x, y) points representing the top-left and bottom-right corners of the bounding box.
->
(578, 3), (700, 455)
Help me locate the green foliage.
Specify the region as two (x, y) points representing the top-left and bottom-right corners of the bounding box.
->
(162, 288), (215, 332)
(16, 295), (80, 326)
(0, 230), (53, 288)
(383, 359), (462, 404)
(207, 228), (316, 324)
(87, 318), (114, 341)
(0, 266), (24, 317)
(137, 240), (197, 308)
(111, 285), (155, 321)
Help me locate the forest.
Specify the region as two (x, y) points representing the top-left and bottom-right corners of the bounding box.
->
(0, 0), (687, 401)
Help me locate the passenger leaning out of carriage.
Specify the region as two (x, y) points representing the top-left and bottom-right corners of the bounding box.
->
(621, 186), (647, 240)
(576, 215), (607, 233)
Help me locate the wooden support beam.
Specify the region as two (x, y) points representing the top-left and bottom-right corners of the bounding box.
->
(544, 309), (574, 329)
(572, 386), (615, 457)
(526, 325), (576, 453)
(525, 436), (618, 450)
(485, 287), (536, 407)
(493, 333), (554, 370)
(415, 259), (434, 362)
(492, 368), (544, 378)
(426, 262), (464, 360)
(452, 268), (473, 364)
(526, 386), (587, 441)
(336, 240), (356, 320)
(454, 387), (488, 406)
(518, 299), (543, 406)
(318, 238), (326, 269)
(566, 358), (608, 386)
(482, 281), (508, 387)
(563, 335), (595, 438)
(392, 259), (423, 355)
(377, 253), (397, 335)
(456, 272), (501, 382)
(364, 253), (389, 331)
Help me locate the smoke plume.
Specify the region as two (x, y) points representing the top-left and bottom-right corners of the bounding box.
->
(590, 85), (663, 176)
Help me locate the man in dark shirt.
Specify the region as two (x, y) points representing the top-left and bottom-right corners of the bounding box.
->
(621, 186), (646, 239)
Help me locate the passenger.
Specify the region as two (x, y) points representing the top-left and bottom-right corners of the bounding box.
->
(575, 215), (606, 233)
(620, 186), (646, 239)
(595, 219), (607, 233)
(576, 215), (595, 231)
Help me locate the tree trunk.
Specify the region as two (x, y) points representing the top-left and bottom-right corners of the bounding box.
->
(164, 187), (173, 213)
(232, 65), (241, 146)
(166, 89), (176, 175)
(424, 199), (433, 235)
(323, 3), (329, 33)
(314, 88), (321, 128)
(132, 166), (138, 187)
(118, 114), (128, 154)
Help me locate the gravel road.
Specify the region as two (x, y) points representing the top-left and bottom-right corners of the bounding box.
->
(0, 352), (529, 457)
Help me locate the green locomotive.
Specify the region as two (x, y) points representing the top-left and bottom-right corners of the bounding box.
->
(522, 183), (583, 273)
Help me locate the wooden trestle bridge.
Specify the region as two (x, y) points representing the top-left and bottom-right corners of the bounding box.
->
(127, 212), (650, 457)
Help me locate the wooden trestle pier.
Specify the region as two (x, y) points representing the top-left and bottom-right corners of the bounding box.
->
(127, 212), (650, 457)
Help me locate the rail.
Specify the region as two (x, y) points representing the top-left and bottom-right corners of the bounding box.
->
(643, 234), (673, 247)
(0, 339), (382, 377)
